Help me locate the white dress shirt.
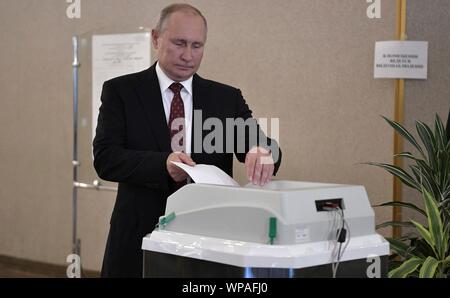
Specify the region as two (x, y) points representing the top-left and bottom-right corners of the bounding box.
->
(155, 62), (193, 154)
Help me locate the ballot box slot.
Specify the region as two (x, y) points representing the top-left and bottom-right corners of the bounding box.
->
(315, 198), (344, 212)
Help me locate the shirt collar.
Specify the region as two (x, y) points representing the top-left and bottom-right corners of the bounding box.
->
(156, 61), (193, 95)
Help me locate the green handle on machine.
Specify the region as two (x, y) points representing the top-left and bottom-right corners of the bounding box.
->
(269, 217), (277, 245)
(158, 212), (176, 228)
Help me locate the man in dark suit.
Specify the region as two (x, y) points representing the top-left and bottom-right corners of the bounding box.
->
(93, 3), (282, 278)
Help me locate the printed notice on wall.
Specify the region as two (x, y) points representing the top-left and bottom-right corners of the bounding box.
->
(374, 41), (428, 79)
(92, 32), (151, 143)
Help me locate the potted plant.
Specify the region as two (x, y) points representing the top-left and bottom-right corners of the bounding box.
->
(367, 114), (450, 277)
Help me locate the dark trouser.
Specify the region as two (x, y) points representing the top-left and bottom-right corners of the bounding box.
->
(101, 222), (143, 278)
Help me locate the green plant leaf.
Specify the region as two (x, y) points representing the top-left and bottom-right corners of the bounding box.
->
(382, 116), (425, 158)
(395, 232), (419, 242)
(374, 201), (426, 217)
(419, 256), (439, 278)
(410, 238), (435, 259)
(386, 237), (423, 259)
(444, 255), (450, 267)
(410, 165), (437, 198)
(411, 220), (435, 252)
(365, 162), (419, 189)
(389, 257), (423, 278)
(415, 159), (434, 177)
(437, 150), (450, 194)
(416, 120), (437, 170)
(434, 114), (446, 151)
(386, 238), (410, 257)
(422, 189), (444, 258)
(376, 221), (416, 229)
(442, 224), (449, 260)
(394, 152), (420, 161)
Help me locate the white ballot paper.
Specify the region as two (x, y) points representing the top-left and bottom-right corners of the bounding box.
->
(171, 162), (240, 187)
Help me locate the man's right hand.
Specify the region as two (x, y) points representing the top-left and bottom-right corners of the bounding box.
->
(166, 152), (196, 182)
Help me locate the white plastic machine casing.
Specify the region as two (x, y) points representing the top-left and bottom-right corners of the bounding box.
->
(142, 180), (389, 269)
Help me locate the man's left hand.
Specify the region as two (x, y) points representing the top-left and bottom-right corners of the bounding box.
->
(245, 146), (274, 186)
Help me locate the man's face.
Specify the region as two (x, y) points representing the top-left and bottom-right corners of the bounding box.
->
(152, 11), (206, 82)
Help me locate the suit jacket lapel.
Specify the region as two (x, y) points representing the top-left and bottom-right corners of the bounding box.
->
(136, 64), (172, 152)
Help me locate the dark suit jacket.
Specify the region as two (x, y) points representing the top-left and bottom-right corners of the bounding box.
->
(93, 63), (282, 277)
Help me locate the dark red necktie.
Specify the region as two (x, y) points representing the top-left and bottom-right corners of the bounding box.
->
(168, 83), (185, 153)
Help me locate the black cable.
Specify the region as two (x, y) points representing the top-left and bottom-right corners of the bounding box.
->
(332, 207), (348, 278)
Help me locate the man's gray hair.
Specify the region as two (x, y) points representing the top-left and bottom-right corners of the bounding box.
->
(155, 3), (208, 34)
